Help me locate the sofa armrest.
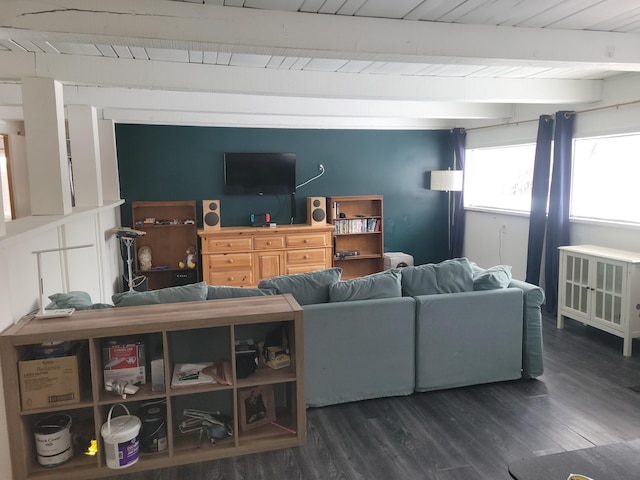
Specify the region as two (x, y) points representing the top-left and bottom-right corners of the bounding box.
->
(508, 279), (545, 378)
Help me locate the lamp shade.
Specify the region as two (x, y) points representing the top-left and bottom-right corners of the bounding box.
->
(430, 170), (463, 192)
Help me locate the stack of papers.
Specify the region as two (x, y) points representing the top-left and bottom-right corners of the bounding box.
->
(170, 361), (232, 388)
(171, 363), (214, 388)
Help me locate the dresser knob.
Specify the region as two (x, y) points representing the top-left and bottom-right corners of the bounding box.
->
(304, 255), (309, 259)
(228, 259), (234, 264)
(267, 241), (272, 245)
(228, 276), (234, 281)
(227, 243), (232, 247)
(304, 239), (309, 243)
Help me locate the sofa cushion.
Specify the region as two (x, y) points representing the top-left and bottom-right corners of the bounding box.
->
(257, 268), (342, 305)
(329, 269), (401, 302)
(473, 264), (513, 290)
(401, 258), (474, 297)
(48, 291), (94, 310)
(112, 281), (208, 307)
(206, 286), (276, 300)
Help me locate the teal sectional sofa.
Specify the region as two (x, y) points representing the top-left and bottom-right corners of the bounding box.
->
(258, 258), (545, 407)
(45, 258), (545, 408)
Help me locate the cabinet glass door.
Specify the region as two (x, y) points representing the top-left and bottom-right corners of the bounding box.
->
(563, 254), (590, 316)
(593, 260), (624, 325)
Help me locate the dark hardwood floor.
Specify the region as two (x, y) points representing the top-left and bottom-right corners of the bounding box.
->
(112, 313), (640, 479)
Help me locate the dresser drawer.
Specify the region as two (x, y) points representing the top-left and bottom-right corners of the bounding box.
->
(208, 253), (253, 270)
(208, 270), (254, 287)
(286, 264), (328, 275)
(203, 236), (253, 253)
(286, 233), (329, 248)
(254, 235), (286, 250)
(286, 248), (328, 265)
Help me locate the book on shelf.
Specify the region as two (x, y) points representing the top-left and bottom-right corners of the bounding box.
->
(333, 217), (380, 234)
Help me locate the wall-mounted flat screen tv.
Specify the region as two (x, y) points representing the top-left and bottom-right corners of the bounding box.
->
(224, 152), (296, 195)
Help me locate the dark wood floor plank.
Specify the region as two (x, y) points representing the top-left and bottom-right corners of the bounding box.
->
(107, 313), (640, 480)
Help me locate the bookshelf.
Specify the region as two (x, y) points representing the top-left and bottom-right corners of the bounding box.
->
(327, 195), (384, 279)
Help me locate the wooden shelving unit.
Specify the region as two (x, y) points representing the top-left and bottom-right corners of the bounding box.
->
(132, 201), (199, 289)
(327, 195), (384, 279)
(0, 295), (305, 480)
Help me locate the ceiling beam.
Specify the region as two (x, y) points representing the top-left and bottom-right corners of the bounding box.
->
(0, 51), (602, 105)
(2, 0), (640, 71)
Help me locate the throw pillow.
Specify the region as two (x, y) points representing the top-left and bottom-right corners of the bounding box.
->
(401, 257), (474, 296)
(257, 268), (342, 305)
(329, 269), (402, 302)
(473, 264), (513, 290)
(48, 291), (93, 310)
(206, 286), (276, 300)
(112, 281), (208, 307)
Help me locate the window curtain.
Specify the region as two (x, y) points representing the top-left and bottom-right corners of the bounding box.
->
(544, 111), (575, 314)
(450, 128), (466, 259)
(525, 115), (554, 285)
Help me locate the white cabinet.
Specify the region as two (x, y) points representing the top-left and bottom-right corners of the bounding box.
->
(558, 245), (640, 356)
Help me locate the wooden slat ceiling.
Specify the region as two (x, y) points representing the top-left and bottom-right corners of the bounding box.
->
(1, 0), (640, 128)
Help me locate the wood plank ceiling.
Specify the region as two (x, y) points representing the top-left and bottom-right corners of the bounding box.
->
(1, 0), (640, 129)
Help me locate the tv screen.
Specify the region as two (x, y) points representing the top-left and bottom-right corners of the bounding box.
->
(224, 152), (296, 195)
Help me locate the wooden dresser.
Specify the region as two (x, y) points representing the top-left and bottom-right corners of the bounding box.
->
(198, 224), (334, 287)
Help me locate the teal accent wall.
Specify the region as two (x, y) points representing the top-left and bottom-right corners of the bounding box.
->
(115, 124), (453, 265)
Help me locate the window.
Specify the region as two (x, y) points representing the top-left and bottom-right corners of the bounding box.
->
(464, 144), (536, 213)
(571, 133), (640, 224)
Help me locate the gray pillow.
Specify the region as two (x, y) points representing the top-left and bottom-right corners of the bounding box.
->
(112, 282), (208, 307)
(329, 269), (402, 302)
(257, 268), (342, 305)
(206, 286), (276, 300)
(401, 257), (474, 297)
(473, 264), (513, 290)
(48, 291), (93, 310)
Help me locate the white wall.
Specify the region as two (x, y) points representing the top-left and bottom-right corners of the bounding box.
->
(0, 203), (122, 477)
(462, 73), (640, 286)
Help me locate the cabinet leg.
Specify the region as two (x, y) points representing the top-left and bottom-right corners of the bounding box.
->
(557, 314), (564, 329)
(623, 337), (632, 357)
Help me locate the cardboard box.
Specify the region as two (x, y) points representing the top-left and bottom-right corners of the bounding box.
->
(19, 346), (81, 410)
(102, 341), (146, 388)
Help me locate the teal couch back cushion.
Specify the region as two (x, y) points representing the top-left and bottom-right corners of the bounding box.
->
(206, 286), (276, 300)
(257, 268), (342, 305)
(329, 269), (402, 302)
(112, 281), (208, 307)
(401, 258), (474, 297)
(472, 264), (513, 290)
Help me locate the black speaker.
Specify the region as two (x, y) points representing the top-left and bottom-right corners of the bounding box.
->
(203, 200), (221, 230)
(307, 197), (326, 227)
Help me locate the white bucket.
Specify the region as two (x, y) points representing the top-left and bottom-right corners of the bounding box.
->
(101, 403), (141, 469)
(34, 414), (73, 467)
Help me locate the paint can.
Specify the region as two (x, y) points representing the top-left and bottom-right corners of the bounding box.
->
(100, 403), (141, 469)
(138, 402), (167, 453)
(34, 414), (73, 467)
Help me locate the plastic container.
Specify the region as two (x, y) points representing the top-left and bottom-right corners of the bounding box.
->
(101, 404), (141, 469)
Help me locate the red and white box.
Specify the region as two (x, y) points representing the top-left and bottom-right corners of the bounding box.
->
(102, 341), (146, 388)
